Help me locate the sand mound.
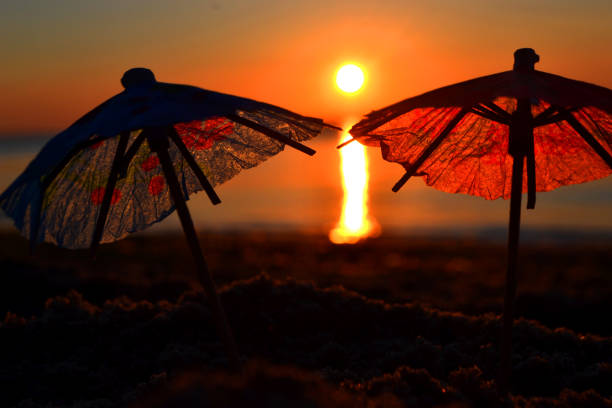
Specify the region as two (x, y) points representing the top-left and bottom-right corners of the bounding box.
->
(2, 274), (611, 407)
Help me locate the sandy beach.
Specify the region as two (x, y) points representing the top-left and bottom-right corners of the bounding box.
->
(1, 230), (610, 407)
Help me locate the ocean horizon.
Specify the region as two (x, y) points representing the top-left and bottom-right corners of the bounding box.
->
(2, 134), (611, 244)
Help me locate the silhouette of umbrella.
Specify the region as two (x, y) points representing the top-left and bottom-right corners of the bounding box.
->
(346, 49), (612, 395)
(1, 68), (338, 369)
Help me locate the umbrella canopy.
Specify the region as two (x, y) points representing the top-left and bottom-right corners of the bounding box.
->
(1, 68), (329, 249)
(351, 49), (611, 202)
(1, 68), (337, 370)
(348, 48), (612, 396)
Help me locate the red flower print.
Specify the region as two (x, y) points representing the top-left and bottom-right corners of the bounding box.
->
(141, 155), (160, 172)
(91, 187), (122, 205)
(148, 175), (165, 196)
(175, 117), (234, 150)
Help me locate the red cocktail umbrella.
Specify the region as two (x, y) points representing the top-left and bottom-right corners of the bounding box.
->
(347, 49), (612, 394)
(1, 68), (338, 369)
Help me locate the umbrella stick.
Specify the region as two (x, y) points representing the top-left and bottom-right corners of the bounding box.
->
(90, 132), (130, 257)
(152, 136), (241, 370)
(497, 153), (524, 396)
(226, 114), (316, 156)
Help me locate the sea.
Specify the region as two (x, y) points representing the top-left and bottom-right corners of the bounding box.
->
(1, 134), (611, 243)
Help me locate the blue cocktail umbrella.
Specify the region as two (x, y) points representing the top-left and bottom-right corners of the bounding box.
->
(1, 68), (339, 368)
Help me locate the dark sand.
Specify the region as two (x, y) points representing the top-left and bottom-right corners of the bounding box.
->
(1, 230), (610, 407)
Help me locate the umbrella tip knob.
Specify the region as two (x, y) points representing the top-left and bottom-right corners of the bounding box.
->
(513, 48), (539, 72)
(121, 68), (156, 89)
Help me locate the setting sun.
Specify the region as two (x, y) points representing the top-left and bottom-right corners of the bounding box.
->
(335, 64), (365, 93)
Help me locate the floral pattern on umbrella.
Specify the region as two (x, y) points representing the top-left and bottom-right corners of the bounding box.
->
(0, 75), (331, 250)
(176, 117), (234, 150)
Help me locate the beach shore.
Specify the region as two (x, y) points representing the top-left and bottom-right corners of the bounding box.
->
(1, 230), (610, 407)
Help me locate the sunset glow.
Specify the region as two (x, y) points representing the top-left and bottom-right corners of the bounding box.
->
(335, 64), (365, 93)
(329, 131), (379, 244)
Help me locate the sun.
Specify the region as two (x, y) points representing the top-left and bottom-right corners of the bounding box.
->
(336, 64), (365, 93)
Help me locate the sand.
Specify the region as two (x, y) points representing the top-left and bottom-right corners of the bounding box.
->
(1, 230), (610, 407)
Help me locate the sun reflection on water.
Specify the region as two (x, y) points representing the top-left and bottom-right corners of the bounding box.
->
(329, 130), (380, 244)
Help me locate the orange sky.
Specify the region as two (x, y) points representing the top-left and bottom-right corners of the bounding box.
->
(1, 0), (611, 135)
(1, 1), (611, 234)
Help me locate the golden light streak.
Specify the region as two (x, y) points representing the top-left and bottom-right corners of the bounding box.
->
(329, 130), (380, 244)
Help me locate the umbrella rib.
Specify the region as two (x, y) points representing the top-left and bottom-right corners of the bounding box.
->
(392, 108), (469, 192)
(558, 107), (612, 169)
(533, 106), (566, 127)
(167, 128), (221, 205)
(324, 122), (343, 131)
(477, 104), (511, 124)
(255, 110), (337, 134)
(429, 115), (482, 186)
(336, 138), (357, 149)
(483, 102), (513, 121)
(534, 113), (565, 127)
(534, 107), (581, 128)
(470, 105), (510, 125)
(533, 105), (557, 123)
(225, 113), (316, 156)
(117, 131), (147, 178)
(90, 131), (130, 256)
